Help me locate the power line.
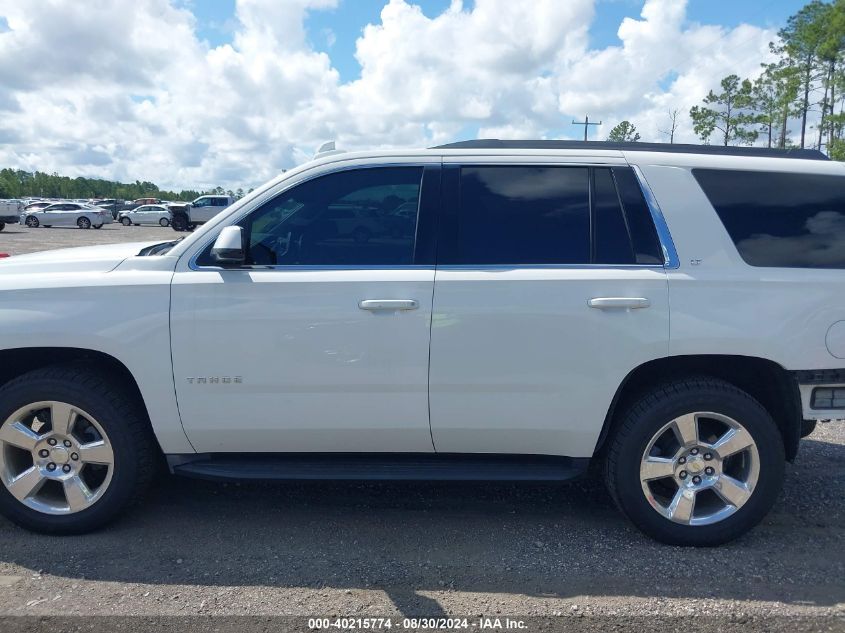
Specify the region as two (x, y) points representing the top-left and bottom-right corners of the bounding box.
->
(572, 115), (602, 141)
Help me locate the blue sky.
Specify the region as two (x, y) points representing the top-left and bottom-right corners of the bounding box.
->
(0, 0), (820, 189)
(191, 0), (807, 82)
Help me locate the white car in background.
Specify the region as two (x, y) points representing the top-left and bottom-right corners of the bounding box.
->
(21, 202), (113, 229)
(119, 204), (171, 227)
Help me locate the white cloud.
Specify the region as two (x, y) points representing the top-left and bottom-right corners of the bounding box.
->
(0, 0), (779, 191)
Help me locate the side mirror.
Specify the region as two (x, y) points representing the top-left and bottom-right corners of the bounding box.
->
(211, 226), (246, 266)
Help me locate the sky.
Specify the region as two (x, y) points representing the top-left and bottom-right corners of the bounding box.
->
(0, 0), (811, 191)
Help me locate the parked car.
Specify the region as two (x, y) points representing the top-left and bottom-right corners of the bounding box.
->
(0, 141), (843, 545)
(20, 202), (113, 229)
(119, 204), (171, 227)
(95, 199), (125, 220)
(23, 201), (51, 212)
(169, 195), (235, 232)
(0, 200), (22, 232)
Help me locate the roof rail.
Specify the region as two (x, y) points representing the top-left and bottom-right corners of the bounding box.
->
(432, 139), (830, 161)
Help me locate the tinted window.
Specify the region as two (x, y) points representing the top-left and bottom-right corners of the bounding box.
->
(613, 167), (664, 265)
(456, 166), (590, 264)
(694, 169), (845, 268)
(594, 168), (635, 264)
(213, 167), (422, 267)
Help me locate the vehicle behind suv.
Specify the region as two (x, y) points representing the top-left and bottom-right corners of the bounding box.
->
(0, 141), (842, 545)
(169, 195), (234, 232)
(0, 200), (22, 231)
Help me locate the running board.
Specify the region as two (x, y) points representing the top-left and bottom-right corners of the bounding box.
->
(169, 453), (590, 482)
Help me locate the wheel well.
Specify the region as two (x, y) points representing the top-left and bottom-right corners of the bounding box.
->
(596, 355), (802, 461)
(0, 347), (150, 427)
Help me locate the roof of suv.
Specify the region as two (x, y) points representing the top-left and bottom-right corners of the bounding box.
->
(433, 140), (829, 161)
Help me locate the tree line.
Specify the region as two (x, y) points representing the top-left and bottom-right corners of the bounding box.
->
(607, 0), (845, 158)
(0, 168), (249, 201)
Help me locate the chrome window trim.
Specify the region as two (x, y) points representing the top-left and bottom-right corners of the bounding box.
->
(188, 162), (432, 272)
(435, 263), (666, 271)
(630, 164), (680, 269)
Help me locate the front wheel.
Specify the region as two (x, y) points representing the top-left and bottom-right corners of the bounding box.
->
(25, 216), (39, 228)
(77, 217), (91, 229)
(0, 365), (156, 534)
(604, 377), (784, 546)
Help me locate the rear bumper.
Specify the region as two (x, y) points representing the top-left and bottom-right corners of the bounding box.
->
(792, 369), (845, 421)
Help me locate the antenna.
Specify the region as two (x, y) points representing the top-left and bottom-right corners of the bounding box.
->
(313, 141), (345, 160)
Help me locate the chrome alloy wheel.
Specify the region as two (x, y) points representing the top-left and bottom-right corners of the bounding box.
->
(640, 412), (760, 526)
(0, 401), (115, 515)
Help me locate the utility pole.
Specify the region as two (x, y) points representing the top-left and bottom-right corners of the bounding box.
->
(572, 115), (602, 141)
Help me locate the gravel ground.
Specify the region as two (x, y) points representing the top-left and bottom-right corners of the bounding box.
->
(0, 223), (175, 256)
(0, 223), (843, 630)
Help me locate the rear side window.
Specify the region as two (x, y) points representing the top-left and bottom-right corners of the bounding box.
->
(456, 166), (590, 265)
(693, 169), (845, 269)
(445, 165), (664, 266)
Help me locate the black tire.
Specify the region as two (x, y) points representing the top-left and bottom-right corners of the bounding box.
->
(25, 215), (39, 228)
(800, 419), (817, 438)
(120, 217), (131, 226)
(93, 224), (103, 229)
(77, 217), (91, 229)
(159, 217), (169, 227)
(187, 223), (196, 231)
(0, 364), (157, 534)
(604, 377), (785, 546)
(171, 214), (187, 232)
(0, 223), (4, 232)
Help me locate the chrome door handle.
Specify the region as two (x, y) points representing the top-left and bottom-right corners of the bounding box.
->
(588, 297), (651, 310)
(359, 299), (419, 311)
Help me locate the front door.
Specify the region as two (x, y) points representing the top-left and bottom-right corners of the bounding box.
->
(170, 164), (439, 453)
(429, 162), (670, 457)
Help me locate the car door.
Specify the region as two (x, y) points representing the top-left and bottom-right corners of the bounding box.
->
(52, 204), (73, 226)
(170, 162), (440, 453)
(428, 161), (671, 458)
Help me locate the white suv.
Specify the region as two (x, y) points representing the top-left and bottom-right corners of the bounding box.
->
(169, 195), (235, 232)
(0, 141), (842, 545)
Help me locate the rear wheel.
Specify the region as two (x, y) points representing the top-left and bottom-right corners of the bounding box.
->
(171, 214), (187, 232)
(120, 217), (131, 226)
(605, 377), (784, 546)
(93, 224), (102, 229)
(0, 365), (156, 534)
(159, 217), (170, 227)
(77, 217), (91, 229)
(25, 216), (39, 228)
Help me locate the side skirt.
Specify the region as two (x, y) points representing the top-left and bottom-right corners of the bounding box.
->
(167, 453), (591, 482)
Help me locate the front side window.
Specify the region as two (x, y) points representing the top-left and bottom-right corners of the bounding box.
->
(694, 169), (845, 268)
(201, 167), (423, 267)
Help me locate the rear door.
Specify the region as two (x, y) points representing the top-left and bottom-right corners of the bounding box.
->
(429, 160), (670, 457)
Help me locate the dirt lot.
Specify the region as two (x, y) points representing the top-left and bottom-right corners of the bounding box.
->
(0, 224), (843, 630)
(0, 223), (174, 256)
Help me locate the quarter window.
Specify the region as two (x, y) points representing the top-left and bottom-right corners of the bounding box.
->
(693, 169), (845, 269)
